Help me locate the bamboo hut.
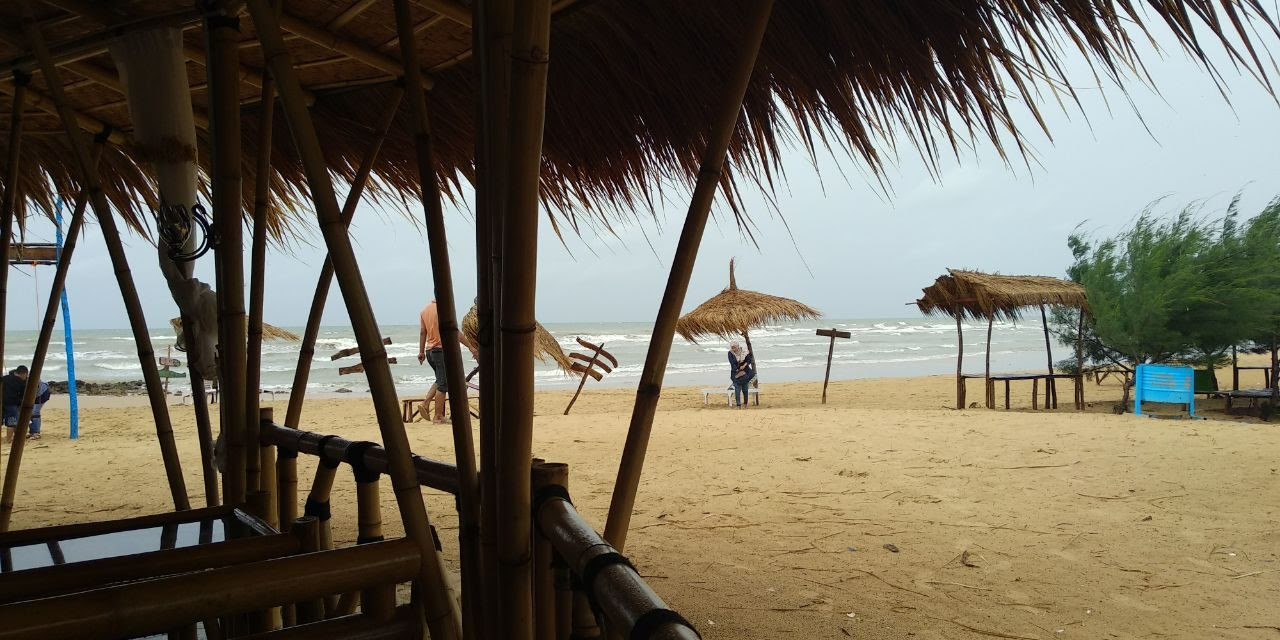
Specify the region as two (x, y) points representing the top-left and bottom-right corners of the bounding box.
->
(0, 2), (1274, 639)
(916, 269), (1089, 410)
(675, 258), (820, 380)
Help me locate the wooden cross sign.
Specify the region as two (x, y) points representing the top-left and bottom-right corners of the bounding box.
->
(563, 337), (618, 415)
(331, 336), (396, 375)
(816, 328), (851, 404)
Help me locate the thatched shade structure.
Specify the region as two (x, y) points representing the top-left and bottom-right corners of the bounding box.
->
(169, 316), (299, 350)
(915, 269), (1088, 409)
(676, 259), (820, 377)
(0, 1), (1276, 638)
(461, 304), (572, 374)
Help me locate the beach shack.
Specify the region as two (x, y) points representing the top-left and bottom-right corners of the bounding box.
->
(916, 270), (1089, 411)
(0, 1), (1271, 639)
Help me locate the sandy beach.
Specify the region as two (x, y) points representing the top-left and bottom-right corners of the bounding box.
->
(7, 366), (1279, 639)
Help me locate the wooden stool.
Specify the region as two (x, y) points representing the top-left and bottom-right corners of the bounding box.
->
(402, 398), (425, 423)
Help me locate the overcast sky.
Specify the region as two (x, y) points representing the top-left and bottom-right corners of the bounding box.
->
(9, 29), (1280, 331)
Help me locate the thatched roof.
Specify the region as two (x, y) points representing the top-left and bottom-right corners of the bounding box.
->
(676, 259), (820, 342)
(2, 2), (1276, 239)
(915, 269), (1087, 321)
(460, 304), (572, 374)
(169, 316), (299, 349)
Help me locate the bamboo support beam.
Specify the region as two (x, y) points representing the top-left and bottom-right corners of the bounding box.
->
(0, 72), (27, 379)
(15, 1), (189, 516)
(0, 537), (420, 640)
(496, 1), (552, 635)
(244, 3), (459, 636)
(0, 78), (128, 146)
(246, 75), (275, 495)
(532, 463), (567, 640)
(392, 3), (481, 637)
(206, 10), (248, 507)
(603, 0), (774, 552)
(276, 11), (430, 89)
(260, 423), (460, 495)
(238, 606), (420, 640)
(188, 319), (221, 507)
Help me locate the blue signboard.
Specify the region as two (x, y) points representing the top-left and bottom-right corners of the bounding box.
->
(1134, 364), (1195, 418)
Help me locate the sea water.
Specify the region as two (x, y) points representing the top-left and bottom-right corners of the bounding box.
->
(1, 317), (1057, 396)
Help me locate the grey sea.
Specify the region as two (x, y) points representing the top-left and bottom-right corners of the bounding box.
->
(2, 317), (1059, 395)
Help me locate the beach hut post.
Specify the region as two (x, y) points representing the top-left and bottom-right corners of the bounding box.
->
(205, 9), (248, 506)
(245, 76), (276, 498)
(493, 0), (553, 635)
(955, 314), (965, 409)
(0, 71), (27, 375)
(16, 2), (190, 513)
(186, 320), (220, 507)
(1039, 304), (1056, 408)
(392, 3), (482, 635)
(257, 409), (278, 529)
(531, 462), (568, 640)
(473, 0), (514, 631)
(984, 316), (994, 408)
(0, 177), (94, 530)
(245, 3), (461, 636)
(604, 0), (775, 551)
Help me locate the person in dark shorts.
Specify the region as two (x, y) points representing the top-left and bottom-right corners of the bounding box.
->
(417, 300), (478, 424)
(2, 365), (28, 443)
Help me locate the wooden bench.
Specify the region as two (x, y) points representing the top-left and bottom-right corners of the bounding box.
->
(402, 398), (426, 423)
(702, 386), (760, 406)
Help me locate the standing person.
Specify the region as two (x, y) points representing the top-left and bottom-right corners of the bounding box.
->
(727, 342), (754, 408)
(27, 378), (51, 440)
(417, 300), (478, 424)
(2, 366), (28, 443)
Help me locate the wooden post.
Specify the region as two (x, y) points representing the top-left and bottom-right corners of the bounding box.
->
(815, 329), (850, 404)
(531, 462), (567, 640)
(955, 314), (965, 410)
(495, 0), (552, 635)
(186, 322), (220, 507)
(603, 0), (775, 552)
(245, 75), (275, 495)
(245, 3), (460, 637)
(0, 71), (28, 376)
(17, 3), (189, 513)
(0, 176), (94, 530)
(1232, 344), (1240, 391)
(563, 341), (614, 415)
(258, 408), (278, 530)
(290, 516), (324, 624)
(1039, 304), (1055, 410)
(391, 3), (482, 636)
(984, 317), (993, 408)
(1075, 310), (1086, 410)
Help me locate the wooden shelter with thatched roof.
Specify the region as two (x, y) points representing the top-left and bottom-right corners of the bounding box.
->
(0, 1), (1275, 639)
(917, 269), (1089, 411)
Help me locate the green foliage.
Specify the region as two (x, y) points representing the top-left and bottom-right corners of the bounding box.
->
(1057, 198), (1280, 374)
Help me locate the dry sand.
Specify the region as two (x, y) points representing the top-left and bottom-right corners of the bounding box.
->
(6, 366), (1279, 639)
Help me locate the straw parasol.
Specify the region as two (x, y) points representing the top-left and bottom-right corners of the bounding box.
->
(461, 304), (572, 374)
(676, 259), (820, 376)
(168, 316), (299, 352)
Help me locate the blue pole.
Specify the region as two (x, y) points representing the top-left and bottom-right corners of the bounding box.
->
(54, 198), (79, 439)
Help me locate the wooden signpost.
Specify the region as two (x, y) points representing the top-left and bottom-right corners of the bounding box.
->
(564, 338), (618, 415)
(816, 328), (852, 403)
(332, 336), (396, 375)
(157, 346), (185, 392)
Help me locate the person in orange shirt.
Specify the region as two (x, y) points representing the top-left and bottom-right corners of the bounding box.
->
(418, 300), (476, 424)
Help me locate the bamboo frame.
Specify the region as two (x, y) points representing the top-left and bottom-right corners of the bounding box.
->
(14, 3), (190, 516)
(188, 314), (221, 507)
(391, 3), (481, 636)
(245, 4), (460, 636)
(495, 2), (552, 635)
(531, 462), (567, 640)
(246, 75), (276, 497)
(0, 72), (27, 378)
(0, 537), (419, 640)
(603, 0), (775, 551)
(238, 606), (419, 640)
(291, 516), (325, 624)
(260, 423), (459, 495)
(206, 9), (249, 507)
(0, 80), (129, 146)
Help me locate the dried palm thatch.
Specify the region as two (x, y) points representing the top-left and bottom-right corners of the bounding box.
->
(169, 316), (299, 351)
(676, 259), (820, 343)
(461, 304), (572, 374)
(2, 1), (1277, 238)
(915, 269), (1088, 321)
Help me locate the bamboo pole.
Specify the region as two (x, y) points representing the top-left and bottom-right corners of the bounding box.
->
(188, 315), (221, 507)
(391, 4), (482, 636)
(245, 4), (460, 637)
(984, 316), (993, 409)
(0, 160), (97, 530)
(291, 516), (325, 624)
(955, 315), (965, 410)
(246, 76), (276, 496)
(205, 8), (248, 507)
(0, 72), (28, 377)
(532, 462), (567, 640)
(496, 1), (553, 635)
(261, 423), (460, 495)
(17, 4), (190, 513)
(474, 0), (514, 634)
(1040, 304), (1056, 409)
(238, 606), (419, 640)
(602, 0), (775, 551)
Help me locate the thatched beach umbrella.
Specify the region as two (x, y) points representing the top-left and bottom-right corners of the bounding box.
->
(169, 317), (299, 352)
(461, 305), (572, 374)
(676, 259), (820, 378)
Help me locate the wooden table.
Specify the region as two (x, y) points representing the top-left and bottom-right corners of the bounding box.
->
(963, 373), (1084, 410)
(1234, 365), (1274, 390)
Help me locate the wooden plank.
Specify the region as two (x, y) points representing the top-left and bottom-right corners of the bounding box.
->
(815, 328), (851, 339)
(569, 363), (602, 382)
(568, 352), (611, 374)
(330, 336), (392, 361)
(8, 243), (58, 264)
(338, 357), (396, 376)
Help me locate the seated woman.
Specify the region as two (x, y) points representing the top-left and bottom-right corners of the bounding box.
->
(727, 342), (755, 408)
